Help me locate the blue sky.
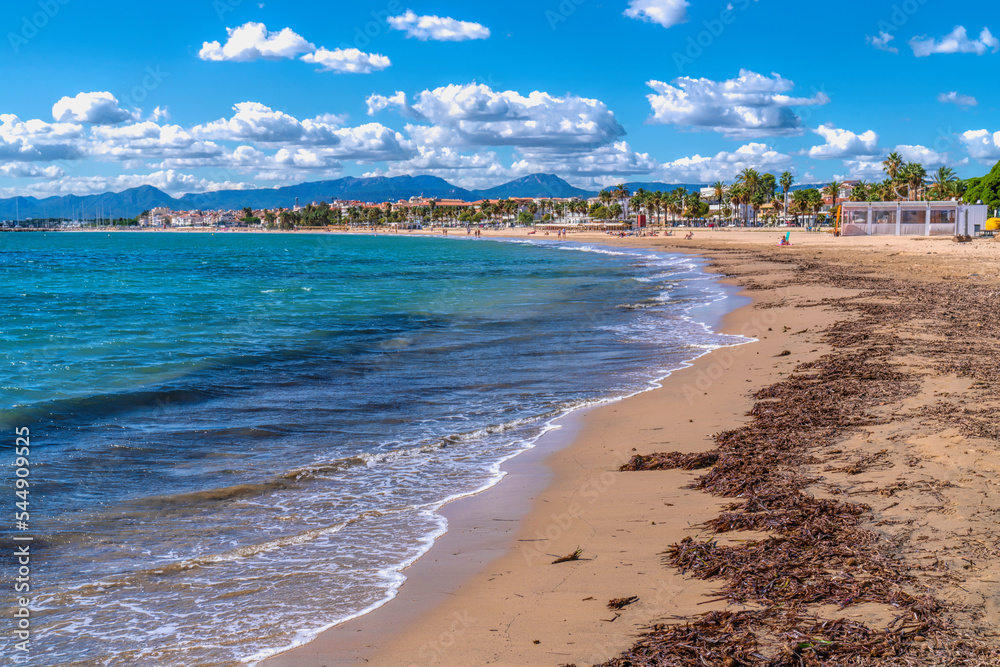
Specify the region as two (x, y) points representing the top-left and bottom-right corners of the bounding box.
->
(0, 0), (997, 197)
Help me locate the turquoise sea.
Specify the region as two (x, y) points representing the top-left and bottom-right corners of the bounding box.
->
(0, 232), (746, 665)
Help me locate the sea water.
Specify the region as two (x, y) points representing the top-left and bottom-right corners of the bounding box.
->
(0, 232), (746, 665)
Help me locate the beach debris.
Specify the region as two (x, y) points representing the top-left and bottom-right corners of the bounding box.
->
(552, 548), (583, 564)
(601, 246), (1000, 666)
(778, 350), (791, 356)
(620, 451), (718, 471)
(607, 596), (639, 610)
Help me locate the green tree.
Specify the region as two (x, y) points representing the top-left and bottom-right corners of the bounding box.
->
(825, 181), (843, 209)
(882, 152), (903, 182)
(963, 160), (1000, 209)
(901, 163), (927, 200)
(928, 166), (958, 200)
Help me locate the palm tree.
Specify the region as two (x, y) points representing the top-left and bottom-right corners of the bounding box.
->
(780, 171), (794, 224)
(599, 190), (613, 210)
(825, 181), (843, 208)
(711, 181), (726, 204)
(945, 179), (965, 200)
(780, 171), (794, 197)
(653, 190), (666, 227)
(900, 163), (927, 200)
(928, 166), (958, 200)
(882, 152), (903, 183)
(612, 184), (631, 222)
(770, 195), (785, 223)
(735, 170), (761, 225)
(849, 182), (870, 202)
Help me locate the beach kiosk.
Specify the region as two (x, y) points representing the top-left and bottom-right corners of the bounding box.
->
(839, 201), (989, 237)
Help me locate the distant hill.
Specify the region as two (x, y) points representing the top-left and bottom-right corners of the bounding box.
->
(474, 173), (594, 199)
(0, 173), (727, 221)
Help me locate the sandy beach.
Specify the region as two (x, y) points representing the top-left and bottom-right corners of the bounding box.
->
(258, 230), (1000, 666)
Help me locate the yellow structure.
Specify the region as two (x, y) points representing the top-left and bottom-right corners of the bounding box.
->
(986, 218), (1000, 231)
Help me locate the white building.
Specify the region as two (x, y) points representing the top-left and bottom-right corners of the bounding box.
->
(840, 201), (988, 236)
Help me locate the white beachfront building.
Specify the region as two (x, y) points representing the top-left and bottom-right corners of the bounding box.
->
(839, 201), (989, 237)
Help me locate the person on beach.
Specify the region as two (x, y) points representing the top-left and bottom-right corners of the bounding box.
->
(685, 231), (694, 240)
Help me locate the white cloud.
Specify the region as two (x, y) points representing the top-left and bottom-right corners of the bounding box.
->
(514, 141), (659, 180)
(807, 125), (880, 159)
(867, 31), (898, 53)
(0, 163), (65, 179)
(369, 83), (625, 153)
(387, 10), (490, 41)
(52, 92), (134, 125)
(367, 91), (408, 116)
(938, 91), (978, 108)
(645, 70), (830, 138)
(960, 129), (1000, 161)
(910, 26), (999, 57)
(364, 147), (509, 189)
(895, 144), (948, 167)
(91, 122), (225, 161)
(624, 0), (689, 29)
(0, 170), (254, 199)
(300, 47), (391, 74)
(199, 22), (315, 62)
(657, 142), (793, 183)
(192, 102), (342, 145)
(329, 123), (411, 161)
(0, 114), (86, 162)
(840, 159), (889, 180)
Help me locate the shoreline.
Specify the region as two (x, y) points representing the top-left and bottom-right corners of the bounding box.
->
(260, 245), (769, 667)
(260, 231), (1000, 665)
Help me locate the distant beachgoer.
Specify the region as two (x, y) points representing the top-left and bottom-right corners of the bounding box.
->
(685, 231), (694, 240)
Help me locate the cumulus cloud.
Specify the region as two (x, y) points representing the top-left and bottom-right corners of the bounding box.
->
(367, 91), (408, 116)
(938, 91), (978, 108)
(368, 83), (625, 153)
(0, 170), (254, 199)
(52, 92), (134, 125)
(300, 47), (391, 74)
(198, 23), (389, 74)
(192, 102), (343, 145)
(867, 31), (898, 53)
(91, 122), (225, 161)
(645, 70), (830, 138)
(624, 0), (689, 29)
(0, 114), (87, 162)
(199, 22), (315, 61)
(514, 141), (659, 180)
(363, 147), (510, 189)
(387, 10), (490, 41)
(807, 125), (880, 159)
(895, 144), (949, 167)
(910, 26), (999, 57)
(189, 103), (411, 164)
(657, 143), (793, 182)
(839, 159), (888, 180)
(961, 129), (1000, 161)
(0, 163), (65, 179)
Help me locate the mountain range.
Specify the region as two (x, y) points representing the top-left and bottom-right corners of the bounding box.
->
(0, 174), (712, 221)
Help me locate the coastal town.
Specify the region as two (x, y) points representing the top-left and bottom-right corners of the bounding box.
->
(6, 156), (998, 235)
